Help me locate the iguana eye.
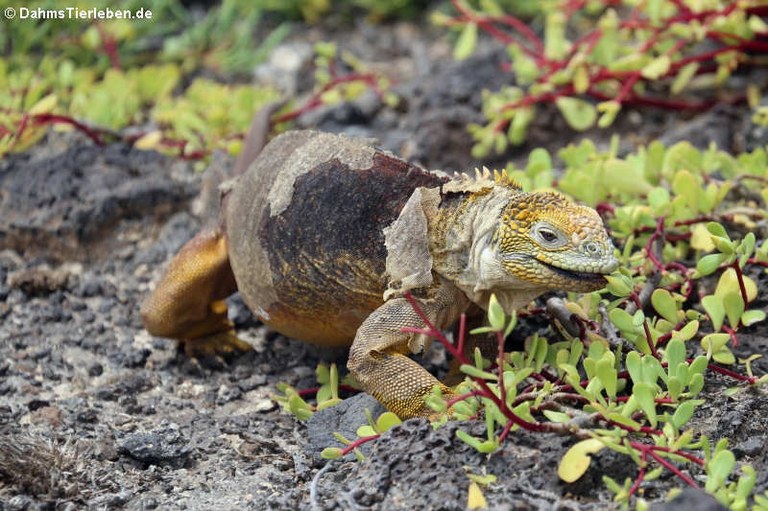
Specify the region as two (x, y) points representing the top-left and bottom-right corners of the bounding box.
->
(531, 223), (565, 247)
(538, 227), (558, 242)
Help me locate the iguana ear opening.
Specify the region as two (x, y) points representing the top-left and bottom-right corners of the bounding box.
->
(382, 187), (441, 300)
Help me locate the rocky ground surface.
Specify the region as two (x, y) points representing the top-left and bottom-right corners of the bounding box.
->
(1, 18), (767, 511)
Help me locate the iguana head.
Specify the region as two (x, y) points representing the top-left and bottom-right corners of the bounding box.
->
(415, 168), (619, 312)
(493, 189), (618, 293)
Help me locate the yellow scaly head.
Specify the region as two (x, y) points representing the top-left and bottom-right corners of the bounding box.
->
(495, 191), (618, 292)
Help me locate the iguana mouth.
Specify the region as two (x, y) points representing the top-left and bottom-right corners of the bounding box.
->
(538, 260), (608, 282)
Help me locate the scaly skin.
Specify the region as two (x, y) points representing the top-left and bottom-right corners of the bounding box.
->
(141, 117), (618, 419)
(347, 170), (618, 417)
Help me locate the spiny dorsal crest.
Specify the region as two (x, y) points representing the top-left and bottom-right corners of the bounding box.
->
(467, 166), (523, 189)
(486, 166), (522, 190)
(444, 166), (522, 194)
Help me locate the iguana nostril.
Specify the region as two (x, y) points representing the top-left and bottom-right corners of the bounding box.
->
(583, 241), (601, 256)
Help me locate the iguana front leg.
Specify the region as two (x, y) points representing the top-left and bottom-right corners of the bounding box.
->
(348, 281), (471, 418)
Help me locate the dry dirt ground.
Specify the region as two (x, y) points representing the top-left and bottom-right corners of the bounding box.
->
(1, 19), (767, 511)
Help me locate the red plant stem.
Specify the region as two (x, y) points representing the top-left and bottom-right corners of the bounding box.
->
(671, 43), (747, 73)
(543, 29), (604, 82)
(729, 261), (750, 306)
(272, 97), (323, 125)
(645, 217), (666, 272)
(614, 32), (687, 103)
(497, 330), (507, 410)
(723, 325), (740, 349)
(340, 433), (380, 457)
(402, 293), (546, 432)
(180, 149), (206, 160)
(538, 29), (601, 82)
(588, 87), (720, 111)
(632, 442), (706, 467)
(401, 325), (462, 360)
(397, 281), (756, 493)
(96, 24), (121, 69)
(614, 69), (643, 105)
(297, 384), (361, 398)
(652, 454), (699, 487)
(613, 395), (674, 405)
(632, 215), (719, 236)
(579, 1), (747, 98)
(664, 261), (690, 275)
(605, 416), (661, 436)
(596, 202), (616, 217)
(629, 442), (704, 488)
(628, 1), (738, 31)
(538, 368), (561, 383)
(628, 450), (648, 496)
(530, 344), (758, 398)
(707, 30), (768, 52)
(449, 0), (545, 58)
(25, 113), (113, 145)
(456, 314), (467, 357)
(525, 392), (587, 410)
(498, 420), (514, 442)
(158, 136), (203, 160)
(562, 0), (587, 16)
(271, 73), (380, 125)
(15, 113), (29, 140)
(445, 390), (486, 409)
(747, 258), (768, 268)
(669, 0), (691, 16)
(698, 359), (758, 384)
(747, 5), (768, 16)
(654, 328), (677, 349)
(652, 445), (706, 467)
(455, 0), (756, 121)
(527, 372), (551, 385)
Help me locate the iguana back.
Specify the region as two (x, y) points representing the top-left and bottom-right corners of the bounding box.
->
(225, 131), (448, 346)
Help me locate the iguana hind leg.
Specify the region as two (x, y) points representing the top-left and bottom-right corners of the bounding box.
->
(141, 229), (251, 357)
(348, 282), (470, 418)
(141, 104), (283, 357)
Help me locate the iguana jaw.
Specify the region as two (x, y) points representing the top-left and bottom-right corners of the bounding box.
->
(524, 253), (618, 292)
(536, 258), (613, 284)
(474, 245), (618, 295)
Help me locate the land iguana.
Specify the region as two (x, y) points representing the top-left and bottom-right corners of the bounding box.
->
(141, 111), (619, 419)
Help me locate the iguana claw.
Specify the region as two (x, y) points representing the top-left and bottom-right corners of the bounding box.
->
(181, 330), (252, 359)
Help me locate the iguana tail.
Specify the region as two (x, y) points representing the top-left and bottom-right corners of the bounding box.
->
(198, 101), (284, 225)
(231, 101), (285, 178)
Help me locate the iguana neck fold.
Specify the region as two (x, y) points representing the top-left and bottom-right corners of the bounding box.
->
(429, 182), (542, 313)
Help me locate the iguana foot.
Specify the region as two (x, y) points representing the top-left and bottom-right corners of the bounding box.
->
(181, 330), (252, 361)
(348, 282), (470, 419)
(424, 386), (457, 421)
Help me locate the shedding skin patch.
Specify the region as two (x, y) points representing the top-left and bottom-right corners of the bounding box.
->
(382, 187), (442, 300)
(266, 132), (377, 217)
